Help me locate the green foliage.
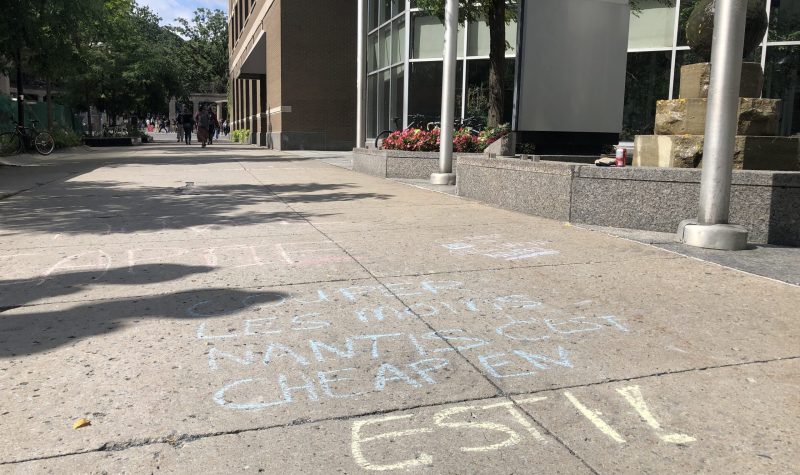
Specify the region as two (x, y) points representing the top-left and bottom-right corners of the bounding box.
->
(170, 8), (229, 96)
(478, 123), (510, 147)
(2, 1), (227, 129)
(466, 85), (490, 121)
(50, 127), (83, 149)
(231, 129), (250, 143)
(415, 0), (516, 24)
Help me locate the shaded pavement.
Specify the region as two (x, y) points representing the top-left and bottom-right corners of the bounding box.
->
(0, 137), (797, 473)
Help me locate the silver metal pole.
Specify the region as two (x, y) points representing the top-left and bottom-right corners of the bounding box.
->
(431, 0), (459, 185)
(677, 0), (749, 250)
(698, 0), (747, 224)
(356, 0), (367, 149)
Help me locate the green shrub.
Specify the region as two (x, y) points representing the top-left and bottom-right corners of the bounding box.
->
(231, 129), (250, 143)
(477, 123), (511, 151)
(51, 127), (83, 149)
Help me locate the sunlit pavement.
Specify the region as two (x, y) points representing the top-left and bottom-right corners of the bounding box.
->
(0, 140), (797, 473)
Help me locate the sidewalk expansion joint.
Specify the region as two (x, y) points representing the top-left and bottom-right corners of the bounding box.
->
(503, 355), (800, 399)
(367, 254), (681, 280)
(239, 161), (687, 474)
(0, 394), (502, 466)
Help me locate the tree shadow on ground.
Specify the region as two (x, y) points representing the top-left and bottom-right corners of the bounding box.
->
(0, 264), (289, 357)
(0, 263), (215, 309)
(0, 180), (391, 236)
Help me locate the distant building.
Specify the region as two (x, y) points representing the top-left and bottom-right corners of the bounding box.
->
(228, 0), (799, 150)
(228, 0), (356, 150)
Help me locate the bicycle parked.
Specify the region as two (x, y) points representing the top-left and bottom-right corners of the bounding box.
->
(424, 116), (486, 135)
(102, 124), (129, 138)
(374, 114), (428, 148)
(0, 120), (55, 156)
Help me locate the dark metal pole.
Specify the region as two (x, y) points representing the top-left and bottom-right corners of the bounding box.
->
(15, 47), (24, 127)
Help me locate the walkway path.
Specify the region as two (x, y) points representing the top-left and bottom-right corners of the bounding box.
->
(0, 141), (797, 473)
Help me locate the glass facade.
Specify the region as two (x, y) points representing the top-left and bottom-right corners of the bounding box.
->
(366, 0), (800, 139)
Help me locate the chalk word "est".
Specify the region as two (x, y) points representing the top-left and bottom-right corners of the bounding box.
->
(352, 385), (695, 471)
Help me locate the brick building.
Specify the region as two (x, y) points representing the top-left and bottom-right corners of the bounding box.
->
(228, 0), (356, 150)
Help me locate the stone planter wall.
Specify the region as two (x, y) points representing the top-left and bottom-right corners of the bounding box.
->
(352, 148), (484, 179)
(457, 156), (800, 245)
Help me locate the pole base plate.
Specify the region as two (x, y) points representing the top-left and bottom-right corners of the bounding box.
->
(676, 220), (749, 250)
(430, 173), (456, 185)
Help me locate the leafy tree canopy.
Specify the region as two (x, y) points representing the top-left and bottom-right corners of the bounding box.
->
(1, 0), (228, 123)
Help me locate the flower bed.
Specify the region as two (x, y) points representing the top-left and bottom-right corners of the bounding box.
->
(381, 124), (510, 153)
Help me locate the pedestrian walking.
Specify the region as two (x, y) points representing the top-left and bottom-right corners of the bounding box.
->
(181, 108), (194, 145)
(176, 115), (184, 143)
(208, 110), (219, 145)
(197, 107), (210, 148)
(158, 120), (167, 133)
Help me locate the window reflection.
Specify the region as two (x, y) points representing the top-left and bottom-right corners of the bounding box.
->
(622, 51), (671, 140)
(764, 45), (800, 135)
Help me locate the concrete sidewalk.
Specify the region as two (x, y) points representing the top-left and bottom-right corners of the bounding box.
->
(0, 142), (797, 473)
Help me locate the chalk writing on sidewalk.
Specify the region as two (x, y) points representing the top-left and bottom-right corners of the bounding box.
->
(351, 386), (695, 471)
(0, 241), (353, 287)
(192, 280), (630, 411)
(438, 234), (559, 261)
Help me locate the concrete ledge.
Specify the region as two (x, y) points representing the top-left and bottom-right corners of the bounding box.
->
(456, 156), (577, 221)
(352, 148), (484, 179)
(456, 156), (800, 245)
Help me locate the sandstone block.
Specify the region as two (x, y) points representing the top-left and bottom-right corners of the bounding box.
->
(634, 134), (800, 171)
(655, 98), (781, 136)
(679, 62), (764, 99)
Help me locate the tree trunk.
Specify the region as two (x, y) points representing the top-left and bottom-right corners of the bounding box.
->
(46, 79), (54, 130)
(486, 0), (506, 128)
(15, 47), (24, 127)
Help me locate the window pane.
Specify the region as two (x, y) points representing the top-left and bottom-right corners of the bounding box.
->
(467, 20), (490, 57)
(628, 0), (676, 49)
(506, 19), (517, 55)
(379, 69), (392, 132)
(769, 0), (800, 41)
(764, 45), (800, 135)
(367, 74), (378, 137)
(412, 14), (465, 59)
(465, 59), (515, 124)
(408, 60), (463, 122)
(622, 51), (671, 140)
(392, 66), (405, 129)
(382, 0), (394, 23)
(392, 19), (405, 64)
(379, 26), (391, 69)
(369, 0), (379, 30)
(368, 33), (378, 73)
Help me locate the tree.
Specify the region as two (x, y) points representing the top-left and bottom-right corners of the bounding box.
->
(416, 0), (515, 128)
(170, 8), (229, 96)
(26, 1), (105, 128)
(59, 1), (183, 127)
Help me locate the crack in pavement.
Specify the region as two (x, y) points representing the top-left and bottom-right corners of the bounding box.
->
(244, 163), (608, 474)
(2, 355), (794, 467)
(3, 158), (795, 469)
